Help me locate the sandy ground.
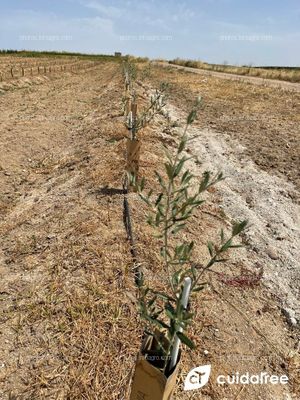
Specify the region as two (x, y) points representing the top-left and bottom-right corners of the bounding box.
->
(159, 100), (300, 323)
(0, 59), (299, 399)
(155, 62), (300, 93)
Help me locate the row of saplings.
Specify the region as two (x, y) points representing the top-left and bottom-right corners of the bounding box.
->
(122, 61), (247, 399)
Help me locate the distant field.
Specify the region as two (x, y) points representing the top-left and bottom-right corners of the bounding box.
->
(0, 50), (149, 81)
(5, 51), (299, 83)
(0, 49), (119, 60)
(0, 50), (125, 81)
(170, 58), (300, 83)
(0, 50), (148, 62)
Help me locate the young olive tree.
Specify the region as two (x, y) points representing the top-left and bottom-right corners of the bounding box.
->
(122, 59), (138, 87)
(125, 83), (168, 140)
(133, 97), (247, 374)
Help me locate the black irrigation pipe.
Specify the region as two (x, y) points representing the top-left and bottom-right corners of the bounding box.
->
(122, 177), (143, 287)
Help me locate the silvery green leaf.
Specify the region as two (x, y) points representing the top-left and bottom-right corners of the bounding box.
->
(176, 332), (196, 349)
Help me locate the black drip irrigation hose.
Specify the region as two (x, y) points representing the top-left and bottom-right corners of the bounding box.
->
(122, 176), (143, 286)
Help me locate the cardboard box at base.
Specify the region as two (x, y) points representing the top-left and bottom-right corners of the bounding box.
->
(126, 138), (141, 178)
(130, 336), (180, 400)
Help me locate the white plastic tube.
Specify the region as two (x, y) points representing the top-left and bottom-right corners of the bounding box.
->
(168, 277), (192, 372)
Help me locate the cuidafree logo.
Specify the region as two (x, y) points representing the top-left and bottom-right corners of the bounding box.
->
(184, 365), (289, 391)
(184, 365), (211, 391)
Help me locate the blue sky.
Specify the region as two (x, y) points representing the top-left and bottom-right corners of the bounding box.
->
(0, 0), (299, 66)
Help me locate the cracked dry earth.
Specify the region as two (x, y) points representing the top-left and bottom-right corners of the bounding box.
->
(0, 60), (299, 400)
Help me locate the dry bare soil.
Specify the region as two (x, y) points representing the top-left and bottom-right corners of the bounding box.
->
(0, 59), (299, 399)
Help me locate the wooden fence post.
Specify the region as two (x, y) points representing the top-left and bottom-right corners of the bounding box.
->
(131, 102), (138, 131)
(126, 101), (140, 190)
(125, 82), (131, 115)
